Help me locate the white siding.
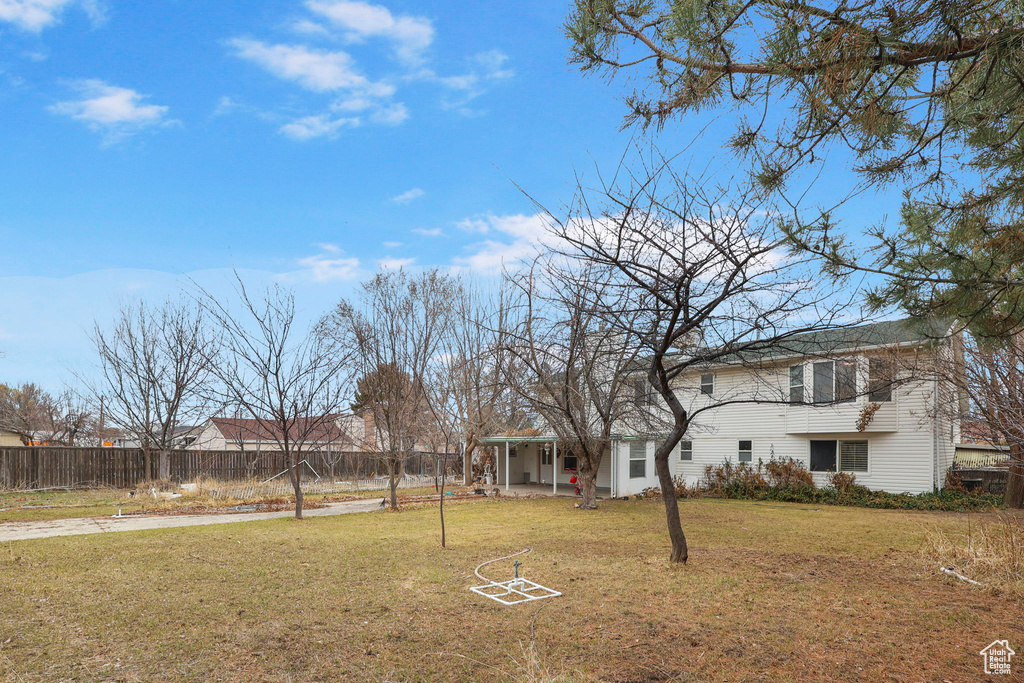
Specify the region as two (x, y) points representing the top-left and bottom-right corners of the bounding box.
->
(663, 354), (953, 495)
(613, 440), (661, 496)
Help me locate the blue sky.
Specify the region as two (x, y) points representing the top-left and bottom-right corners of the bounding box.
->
(0, 0), (893, 389)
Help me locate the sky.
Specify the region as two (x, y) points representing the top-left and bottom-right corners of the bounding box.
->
(0, 0), (895, 389)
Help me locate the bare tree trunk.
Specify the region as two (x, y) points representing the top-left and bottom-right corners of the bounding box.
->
(158, 448), (170, 481)
(439, 449), (448, 548)
(654, 440), (687, 563)
(577, 456), (599, 510)
(1006, 445), (1024, 509)
(388, 459), (399, 509)
(143, 448), (153, 481)
(289, 449), (304, 519)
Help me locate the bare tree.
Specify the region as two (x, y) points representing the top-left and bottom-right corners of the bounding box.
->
(543, 158), (860, 561)
(418, 279), (520, 545)
(324, 269), (457, 509)
(500, 259), (655, 509)
(198, 277), (351, 519)
(931, 332), (1024, 508)
(39, 389), (96, 446)
(444, 280), (528, 482)
(90, 299), (214, 479)
(0, 383), (54, 445)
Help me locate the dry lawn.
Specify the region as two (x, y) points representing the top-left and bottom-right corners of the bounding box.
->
(0, 497), (1021, 682)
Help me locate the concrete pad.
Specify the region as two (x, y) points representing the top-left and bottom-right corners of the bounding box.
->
(0, 499), (383, 543)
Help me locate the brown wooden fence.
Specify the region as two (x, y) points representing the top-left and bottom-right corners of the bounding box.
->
(0, 447), (461, 490)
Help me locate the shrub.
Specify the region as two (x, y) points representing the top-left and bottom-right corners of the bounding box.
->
(764, 458), (814, 489)
(943, 469), (969, 493)
(639, 476), (703, 500)
(703, 461), (767, 497)
(828, 471), (859, 495)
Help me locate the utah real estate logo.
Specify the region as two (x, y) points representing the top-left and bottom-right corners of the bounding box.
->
(980, 640), (1015, 675)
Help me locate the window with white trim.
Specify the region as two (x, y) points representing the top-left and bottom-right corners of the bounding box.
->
(629, 441), (647, 478)
(700, 373), (715, 396)
(789, 365), (804, 403)
(813, 360), (856, 403)
(839, 440), (869, 472)
(835, 360), (856, 403)
(868, 359), (894, 402)
(541, 445), (552, 465)
(679, 440), (693, 461)
(738, 440), (752, 463)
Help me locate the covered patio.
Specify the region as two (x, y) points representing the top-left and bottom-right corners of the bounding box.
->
(464, 435), (619, 497)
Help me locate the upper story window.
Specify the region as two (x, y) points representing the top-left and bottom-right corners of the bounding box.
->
(633, 378), (651, 406)
(679, 439), (693, 461)
(700, 372), (715, 396)
(868, 359), (894, 402)
(812, 360), (856, 404)
(789, 365), (804, 403)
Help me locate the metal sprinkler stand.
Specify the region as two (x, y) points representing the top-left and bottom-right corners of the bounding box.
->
(470, 550), (561, 606)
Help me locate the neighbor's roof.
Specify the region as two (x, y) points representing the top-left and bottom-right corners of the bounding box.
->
(209, 417), (350, 444)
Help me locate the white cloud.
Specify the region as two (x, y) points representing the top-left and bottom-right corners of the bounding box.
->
(452, 213), (553, 272)
(473, 49), (514, 79)
(377, 257), (415, 270)
(369, 101), (408, 125)
(391, 187), (424, 204)
(230, 38), (392, 95)
(291, 18), (330, 36)
(48, 80), (172, 141)
(422, 49), (514, 116)
(412, 227), (442, 237)
(0, 0), (73, 31)
(297, 253), (361, 281)
(280, 113), (359, 140)
(382, 241), (402, 248)
(307, 0), (434, 64)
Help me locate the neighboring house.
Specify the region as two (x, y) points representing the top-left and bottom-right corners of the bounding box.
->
(0, 429), (24, 447)
(187, 416), (359, 452)
(476, 319), (958, 497)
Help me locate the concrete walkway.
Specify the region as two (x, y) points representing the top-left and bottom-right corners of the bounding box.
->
(0, 499), (382, 543)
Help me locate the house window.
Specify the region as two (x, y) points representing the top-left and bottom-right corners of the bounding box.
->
(633, 378), (650, 406)
(836, 360), (856, 403)
(738, 440), (752, 463)
(679, 440), (693, 461)
(839, 440), (869, 472)
(810, 440), (869, 473)
(700, 373), (715, 396)
(509, 446), (518, 458)
(563, 451), (578, 471)
(629, 441), (647, 478)
(810, 440), (837, 472)
(868, 359), (894, 402)
(789, 365), (804, 403)
(541, 445), (552, 466)
(812, 362), (833, 403)
(813, 360), (856, 403)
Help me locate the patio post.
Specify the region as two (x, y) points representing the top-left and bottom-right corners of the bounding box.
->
(552, 441), (557, 495)
(505, 439), (510, 492)
(461, 439), (467, 486)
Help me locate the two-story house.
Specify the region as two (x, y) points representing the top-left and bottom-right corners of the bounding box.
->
(474, 319), (957, 497)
